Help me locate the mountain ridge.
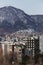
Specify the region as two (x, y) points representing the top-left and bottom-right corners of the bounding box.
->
(0, 6), (36, 33)
(0, 6), (43, 34)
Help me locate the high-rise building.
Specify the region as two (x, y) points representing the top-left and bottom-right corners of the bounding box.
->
(25, 35), (39, 57)
(22, 35), (40, 64)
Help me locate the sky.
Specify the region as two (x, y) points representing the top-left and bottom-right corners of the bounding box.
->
(0, 0), (43, 15)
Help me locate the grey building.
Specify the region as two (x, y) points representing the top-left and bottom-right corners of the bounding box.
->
(25, 35), (39, 56)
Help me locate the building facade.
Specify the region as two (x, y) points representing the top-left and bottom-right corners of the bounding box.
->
(25, 35), (39, 56)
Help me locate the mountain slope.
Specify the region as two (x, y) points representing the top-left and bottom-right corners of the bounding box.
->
(0, 6), (36, 33)
(31, 15), (43, 32)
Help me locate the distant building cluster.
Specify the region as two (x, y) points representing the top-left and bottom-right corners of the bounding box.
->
(0, 33), (40, 63)
(0, 32), (43, 65)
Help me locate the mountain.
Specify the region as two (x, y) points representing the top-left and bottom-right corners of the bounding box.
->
(0, 6), (43, 34)
(0, 6), (36, 33)
(31, 15), (43, 33)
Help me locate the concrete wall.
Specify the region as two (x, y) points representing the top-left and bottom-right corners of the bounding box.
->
(40, 35), (43, 52)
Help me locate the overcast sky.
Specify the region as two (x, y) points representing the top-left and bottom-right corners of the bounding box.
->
(0, 0), (43, 15)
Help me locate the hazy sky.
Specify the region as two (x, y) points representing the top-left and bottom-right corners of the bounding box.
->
(0, 0), (43, 15)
